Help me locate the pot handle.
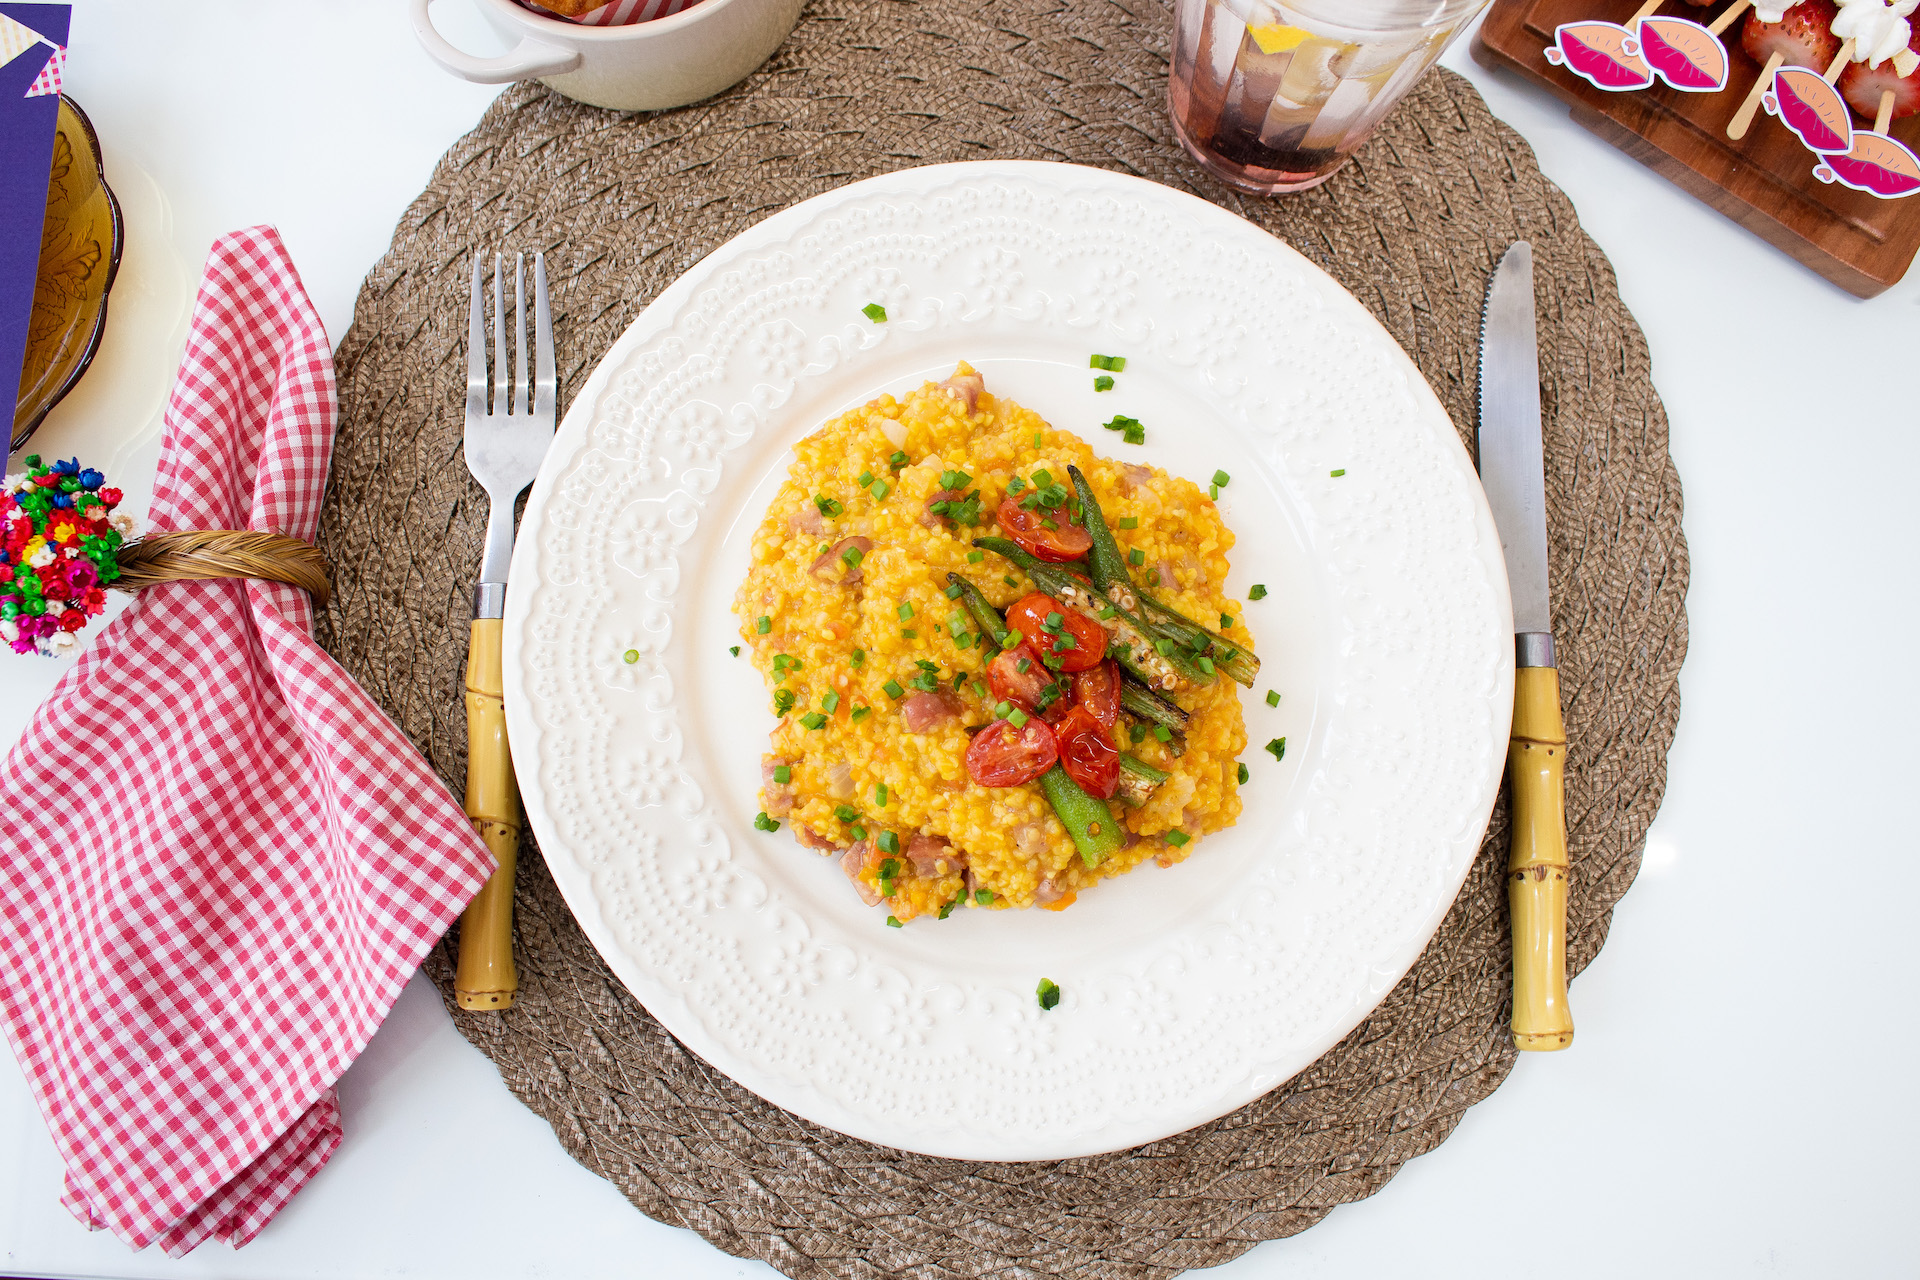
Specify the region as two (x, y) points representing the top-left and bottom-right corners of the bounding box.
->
(409, 0), (581, 83)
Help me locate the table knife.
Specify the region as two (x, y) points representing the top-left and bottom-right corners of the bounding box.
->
(1478, 242), (1574, 1052)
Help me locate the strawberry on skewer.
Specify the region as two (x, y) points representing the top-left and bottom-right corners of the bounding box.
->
(1730, 0), (1841, 135)
(1836, 3), (1920, 126)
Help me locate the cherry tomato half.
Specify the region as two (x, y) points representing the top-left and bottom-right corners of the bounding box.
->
(1072, 659), (1122, 730)
(965, 716), (1059, 788)
(1004, 592), (1106, 673)
(987, 642), (1051, 711)
(1054, 705), (1119, 800)
(996, 497), (1093, 563)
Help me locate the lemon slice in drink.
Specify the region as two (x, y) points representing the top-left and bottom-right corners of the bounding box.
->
(1248, 23), (1312, 54)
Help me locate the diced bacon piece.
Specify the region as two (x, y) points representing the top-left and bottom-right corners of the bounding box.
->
(810, 536), (872, 585)
(906, 833), (965, 878)
(900, 689), (961, 732)
(1122, 463), (1154, 492)
(826, 761), (855, 800)
(1012, 822), (1049, 857)
(795, 825), (843, 852)
(940, 369), (984, 415)
(1155, 560), (1177, 589)
(788, 505), (825, 537)
(761, 758), (795, 817)
(841, 841), (881, 906)
(1034, 876), (1068, 905)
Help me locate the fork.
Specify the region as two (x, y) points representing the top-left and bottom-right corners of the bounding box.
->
(454, 251), (555, 1012)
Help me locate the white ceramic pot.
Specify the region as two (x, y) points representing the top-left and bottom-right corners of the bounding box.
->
(409, 0), (805, 113)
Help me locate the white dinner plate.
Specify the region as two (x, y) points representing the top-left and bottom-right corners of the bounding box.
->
(503, 160), (1512, 1161)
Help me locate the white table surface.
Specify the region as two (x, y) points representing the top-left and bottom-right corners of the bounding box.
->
(5, 1), (1917, 1276)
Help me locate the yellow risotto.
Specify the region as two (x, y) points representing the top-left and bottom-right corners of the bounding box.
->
(734, 363), (1251, 922)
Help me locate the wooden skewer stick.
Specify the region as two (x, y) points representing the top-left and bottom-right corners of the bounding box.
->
(1729, 50), (1785, 137)
(1823, 38), (1855, 83)
(1629, 0), (1664, 24)
(1707, 0), (1752, 37)
(1875, 87), (1895, 132)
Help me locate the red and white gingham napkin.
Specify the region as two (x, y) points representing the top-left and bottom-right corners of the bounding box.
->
(0, 227), (496, 1256)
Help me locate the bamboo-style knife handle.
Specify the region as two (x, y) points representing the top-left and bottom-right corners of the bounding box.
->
(455, 617), (520, 1011)
(1508, 664), (1573, 1051)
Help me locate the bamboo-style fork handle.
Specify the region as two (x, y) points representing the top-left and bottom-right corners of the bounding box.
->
(1509, 665), (1573, 1051)
(455, 617), (520, 1010)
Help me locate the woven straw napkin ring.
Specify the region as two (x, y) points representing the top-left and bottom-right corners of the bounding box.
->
(114, 530), (332, 606)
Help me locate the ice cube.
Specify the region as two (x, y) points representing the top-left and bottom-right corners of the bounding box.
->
(1277, 37), (1354, 108)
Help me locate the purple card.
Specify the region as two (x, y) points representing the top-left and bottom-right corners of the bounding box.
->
(0, 2), (71, 445)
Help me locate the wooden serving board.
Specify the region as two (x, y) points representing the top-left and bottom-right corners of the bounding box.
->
(1473, 0), (1919, 297)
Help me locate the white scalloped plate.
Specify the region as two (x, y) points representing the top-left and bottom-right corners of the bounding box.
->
(503, 161), (1512, 1162)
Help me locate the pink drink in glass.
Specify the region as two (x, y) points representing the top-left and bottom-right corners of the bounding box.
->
(1169, 0), (1489, 194)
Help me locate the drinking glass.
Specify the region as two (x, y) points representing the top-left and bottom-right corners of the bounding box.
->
(1169, 0), (1492, 194)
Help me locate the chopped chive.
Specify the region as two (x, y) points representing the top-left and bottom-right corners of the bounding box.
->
(1212, 469), (1231, 488)
(851, 649), (865, 667)
(939, 898), (958, 920)
(975, 889), (993, 904)
(1033, 431), (1043, 448)
(1266, 689), (1280, 707)
(966, 550), (984, 563)
(1036, 978), (1061, 1010)
(1128, 548), (1145, 566)
(1195, 655), (1215, 675)
(1015, 658), (1032, 674)
(886, 915), (903, 928)
(879, 878), (894, 896)
(834, 804), (859, 822)
(869, 480), (890, 500)
(889, 449), (909, 469)
(1123, 423), (1145, 445)
(1107, 356), (1126, 372)
(1209, 484), (1219, 500)
(1248, 584), (1268, 601)
(753, 811), (781, 832)
(1094, 375), (1114, 392)
(1154, 724), (1172, 742)
(878, 831), (900, 855)
(774, 689), (796, 716)
(876, 783), (889, 806)
(1266, 736), (1287, 761)
(1237, 762), (1250, 785)
(1007, 708), (1029, 728)
(822, 692), (841, 713)
(756, 615), (771, 634)
(850, 824), (867, 840)
(880, 858), (899, 879)
(1153, 638), (1174, 656)
(1006, 474), (1026, 494)
(851, 705), (871, 722)
(939, 469), (973, 490)
(623, 649), (640, 664)
(1098, 605), (1116, 619)
(1330, 469), (1346, 477)
(773, 765), (792, 784)
(1129, 723), (1147, 743)
(862, 302), (888, 322)
(729, 645), (741, 656)
(900, 628), (918, 639)
(1118, 516), (1138, 530)
(1004, 574), (1019, 587)
(898, 602), (915, 620)
(1089, 354), (1110, 370)
(814, 494), (844, 518)
(841, 544), (865, 566)
(858, 470), (874, 486)
(944, 583), (965, 600)
(801, 712), (827, 730)
(1165, 831), (1190, 847)
(1220, 614), (1233, 629)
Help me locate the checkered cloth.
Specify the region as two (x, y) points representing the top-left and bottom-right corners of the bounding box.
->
(518, 0), (701, 26)
(0, 227), (496, 1256)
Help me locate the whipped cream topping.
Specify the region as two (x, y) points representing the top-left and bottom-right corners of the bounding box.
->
(1832, 0), (1917, 67)
(1752, 0), (1801, 23)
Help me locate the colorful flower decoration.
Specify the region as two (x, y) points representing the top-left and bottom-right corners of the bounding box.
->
(1, 455), (135, 656)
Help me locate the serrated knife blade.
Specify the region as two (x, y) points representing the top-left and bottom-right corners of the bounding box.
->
(1478, 241), (1574, 1054)
(1478, 242), (1552, 649)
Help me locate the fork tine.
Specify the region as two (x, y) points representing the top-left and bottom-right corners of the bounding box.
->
(467, 255), (487, 416)
(492, 253), (507, 417)
(532, 252), (555, 422)
(514, 253), (529, 418)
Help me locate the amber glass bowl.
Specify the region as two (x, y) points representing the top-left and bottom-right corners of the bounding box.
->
(10, 97), (124, 455)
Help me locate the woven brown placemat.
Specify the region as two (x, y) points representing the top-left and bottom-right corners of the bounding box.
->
(316, 2), (1688, 1275)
